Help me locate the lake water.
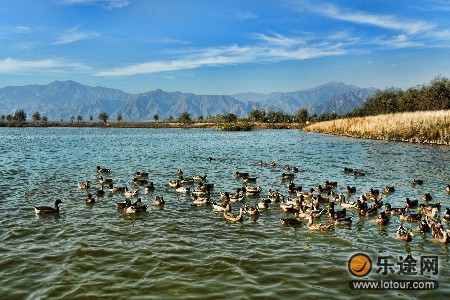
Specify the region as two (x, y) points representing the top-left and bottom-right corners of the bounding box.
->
(0, 127), (449, 299)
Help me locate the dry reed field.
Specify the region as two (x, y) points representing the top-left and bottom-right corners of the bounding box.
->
(303, 110), (450, 145)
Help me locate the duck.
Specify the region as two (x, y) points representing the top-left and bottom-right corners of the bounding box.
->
(132, 177), (149, 186)
(192, 175), (208, 181)
(269, 161), (276, 167)
(384, 186), (395, 193)
(279, 213), (302, 226)
(191, 189), (210, 197)
(346, 186), (356, 193)
(446, 185), (450, 192)
(399, 211), (422, 222)
(177, 169), (183, 175)
(280, 200), (298, 214)
(287, 182), (302, 194)
(134, 171), (149, 178)
(397, 225), (414, 242)
(306, 213), (333, 231)
(116, 199), (131, 209)
(257, 160), (264, 166)
(242, 177), (257, 183)
(297, 188), (315, 198)
(376, 211), (390, 225)
(405, 198), (418, 208)
(169, 180), (180, 188)
(212, 201), (231, 212)
(324, 180), (338, 188)
(78, 180), (91, 189)
(109, 183), (127, 193)
(178, 177), (194, 185)
(98, 176), (114, 185)
(382, 203), (406, 215)
(243, 204), (260, 216)
(154, 196), (165, 205)
(96, 166), (111, 173)
(192, 196), (211, 206)
(34, 199), (63, 214)
(412, 179), (424, 185)
(422, 193), (432, 201)
(284, 164), (291, 170)
(419, 205), (439, 219)
(96, 185), (105, 196)
(176, 186), (190, 193)
(340, 200), (357, 209)
(292, 166), (299, 173)
(197, 182), (214, 191)
(224, 208), (244, 222)
(125, 204), (148, 214)
(85, 193), (95, 204)
(235, 171), (249, 178)
(317, 185), (332, 194)
(443, 208), (450, 222)
(257, 199), (270, 209)
(328, 202), (346, 219)
(145, 182), (155, 192)
(431, 223), (450, 243)
(343, 167), (354, 173)
(243, 186), (262, 196)
(417, 218), (431, 233)
(124, 187), (138, 197)
(208, 156), (213, 161)
(281, 173), (295, 180)
(353, 170), (365, 176)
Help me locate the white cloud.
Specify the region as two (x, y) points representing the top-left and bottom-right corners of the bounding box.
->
(235, 11), (257, 20)
(58, 0), (129, 9)
(53, 27), (100, 44)
(94, 34), (349, 77)
(287, 0), (435, 35)
(0, 57), (91, 73)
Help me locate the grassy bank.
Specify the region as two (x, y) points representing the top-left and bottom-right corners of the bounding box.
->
(303, 110), (450, 145)
(0, 121), (305, 130)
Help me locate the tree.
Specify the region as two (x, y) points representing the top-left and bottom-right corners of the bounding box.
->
(153, 113), (159, 122)
(0, 115), (5, 122)
(14, 109), (27, 123)
(166, 115), (174, 122)
(178, 111), (192, 124)
(32, 112), (41, 122)
(98, 112), (109, 123)
(249, 109), (266, 122)
(117, 114), (123, 122)
(296, 108), (308, 123)
(77, 115), (83, 122)
(70, 116), (75, 123)
(42, 116), (48, 123)
(89, 115), (94, 121)
(223, 113), (238, 123)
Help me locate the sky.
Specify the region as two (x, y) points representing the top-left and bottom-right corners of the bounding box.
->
(0, 0), (449, 95)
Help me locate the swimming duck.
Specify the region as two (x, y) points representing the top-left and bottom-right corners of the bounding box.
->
(279, 213), (302, 226)
(446, 185), (450, 192)
(405, 198), (418, 208)
(292, 166), (299, 173)
(145, 182), (155, 192)
(96, 185), (105, 196)
(98, 176), (114, 185)
(109, 183), (127, 193)
(343, 167), (354, 173)
(384, 186), (395, 193)
(178, 177), (194, 185)
(284, 164), (291, 170)
(281, 173), (295, 180)
(280, 200), (298, 214)
(328, 202), (346, 219)
(257, 199), (270, 209)
(85, 193), (95, 204)
(419, 205), (439, 219)
(422, 193), (432, 201)
(242, 177), (257, 183)
(176, 186), (190, 193)
(34, 199), (63, 214)
(116, 198), (132, 209)
(412, 179), (424, 185)
(306, 214), (333, 231)
(124, 187), (138, 197)
(346, 186), (356, 193)
(132, 177), (149, 186)
(224, 208), (244, 222)
(417, 218), (431, 233)
(78, 180), (91, 189)
(397, 225), (414, 242)
(125, 204), (148, 214)
(443, 208), (450, 223)
(191, 189), (210, 197)
(376, 211), (390, 225)
(353, 171), (365, 176)
(208, 156), (213, 161)
(269, 161), (276, 167)
(257, 160), (264, 166)
(243, 204), (260, 216)
(382, 203), (406, 215)
(324, 180), (338, 188)
(431, 223), (450, 243)
(154, 196), (165, 205)
(177, 169), (183, 175)
(192, 196), (211, 206)
(192, 175), (208, 181)
(134, 171), (149, 178)
(212, 201), (231, 212)
(235, 171), (249, 178)
(243, 186), (262, 196)
(399, 211), (422, 222)
(96, 166), (111, 173)
(169, 180), (180, 188)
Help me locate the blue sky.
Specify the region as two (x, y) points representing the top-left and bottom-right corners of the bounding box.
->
(0, 0), (449, 94)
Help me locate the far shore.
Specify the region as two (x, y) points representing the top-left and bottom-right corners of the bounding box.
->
(0, 121), (305, 130)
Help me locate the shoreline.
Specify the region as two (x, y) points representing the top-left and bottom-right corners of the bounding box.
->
(0, 121), (305, 130)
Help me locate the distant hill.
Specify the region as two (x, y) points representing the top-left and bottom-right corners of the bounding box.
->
(0, 80), (377, 121)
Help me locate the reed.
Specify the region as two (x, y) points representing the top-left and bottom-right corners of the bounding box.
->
(219, 122), (255, 131)
(303, 110), (450, 145)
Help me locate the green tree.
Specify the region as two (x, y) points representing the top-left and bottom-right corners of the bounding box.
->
(166, 115), (174, 122)
(14, 109), (27, 123)
(70, 116), (75, 123)
(6, 114), (13, 122)
(178, 111), (192, 124)
(223, 113), (238, 123)
(249, 109), (266, 122)
(32, 111), (41, 122)
(89, 115), (94, 121)
(296, 108), (308, 123)
(0, 115), (5, 122)
(42, 116), (48, 123)
(117, 114), (123, 122)
(98, 112), (109, 123)
(153, 113), (159, 122)
(77, 115), (83, 122)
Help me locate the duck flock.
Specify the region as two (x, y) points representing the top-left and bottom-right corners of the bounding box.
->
(34, 161), (450, 244)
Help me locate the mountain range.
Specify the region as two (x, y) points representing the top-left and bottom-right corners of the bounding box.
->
(0, 80), (377, 121)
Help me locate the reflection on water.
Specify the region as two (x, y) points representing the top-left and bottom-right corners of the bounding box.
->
(0, 127), (449, 299)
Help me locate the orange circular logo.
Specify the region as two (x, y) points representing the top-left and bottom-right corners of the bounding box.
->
(348, 253), (372, 277)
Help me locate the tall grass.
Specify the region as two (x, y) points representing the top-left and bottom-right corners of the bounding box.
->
(303, 110), (450, 145)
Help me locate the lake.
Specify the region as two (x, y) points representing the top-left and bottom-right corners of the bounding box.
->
(0, 127), (449, 299)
